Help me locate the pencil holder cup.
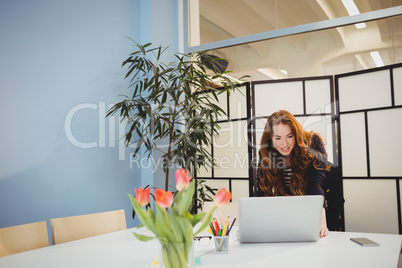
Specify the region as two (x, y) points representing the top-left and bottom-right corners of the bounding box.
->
(213, 236), (229, 254)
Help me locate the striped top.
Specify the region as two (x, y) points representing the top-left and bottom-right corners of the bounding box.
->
(284, 167), (292, 187)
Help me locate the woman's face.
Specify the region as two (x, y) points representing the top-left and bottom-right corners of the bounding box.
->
(272, 123), (295, 157)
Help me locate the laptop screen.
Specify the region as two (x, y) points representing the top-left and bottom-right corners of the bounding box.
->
(238, 195), (323, 243)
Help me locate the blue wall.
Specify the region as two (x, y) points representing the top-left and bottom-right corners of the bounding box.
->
(0, 0), (179, 243)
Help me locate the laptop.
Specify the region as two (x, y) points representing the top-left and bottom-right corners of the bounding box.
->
(238, 195), (323, 243)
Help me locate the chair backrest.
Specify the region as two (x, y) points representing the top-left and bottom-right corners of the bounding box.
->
(50, 209), (127, 245)
(0, 221), (49, 257)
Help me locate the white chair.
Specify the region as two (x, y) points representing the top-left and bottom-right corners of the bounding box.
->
(50, 209), (127, 245)
(0, 221), (49, 257)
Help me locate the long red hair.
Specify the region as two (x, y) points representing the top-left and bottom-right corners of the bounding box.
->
(258, 110), (326, 196)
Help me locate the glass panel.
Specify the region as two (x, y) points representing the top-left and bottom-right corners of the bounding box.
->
(196, 144), (212, 178)
(340, 113), (367, 177)
(254, 117), (267, 155)
(200, 15), (402, 82)
(343, 179), (399, 234)
(202, 179), (229, 191)
(394, 67), (402, 106)
(254, 81), (304, 117)
(207, 90), (228, 121)
(213, 121), (249, 178)
(194, 0), (402, 46)
(231, 180), (250, 202)
(305, 79), (332, 114)
(338, 69), (392, 112)
(229, 85), (247, 119)
(368, 108), (402, 176)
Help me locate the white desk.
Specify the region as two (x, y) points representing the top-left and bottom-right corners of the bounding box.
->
(0, 227), (401, 268)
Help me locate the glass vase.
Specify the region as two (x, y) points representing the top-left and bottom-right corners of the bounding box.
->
(159, 241), (194, 268)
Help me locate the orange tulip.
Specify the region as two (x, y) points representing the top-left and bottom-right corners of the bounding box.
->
(213, 188), (232, 207)
(134, 187), (151, 207)
(154, 189), (174, 209)
(175, 168), (191, 191)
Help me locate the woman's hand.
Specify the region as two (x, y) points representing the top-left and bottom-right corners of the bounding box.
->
(320, 207), (329, 238)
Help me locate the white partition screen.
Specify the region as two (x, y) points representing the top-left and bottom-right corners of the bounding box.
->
(337, 63), (402, 234)
(196, 63), (402, 234)
(196, 84), (252, 205)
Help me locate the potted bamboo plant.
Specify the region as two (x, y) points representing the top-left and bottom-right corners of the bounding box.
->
(107, 39), (247, 208)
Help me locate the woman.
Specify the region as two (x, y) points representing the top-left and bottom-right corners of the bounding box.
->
(255, 110), (329, 238)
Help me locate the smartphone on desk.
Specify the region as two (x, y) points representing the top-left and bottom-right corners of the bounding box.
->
(350, 237), (380, 247)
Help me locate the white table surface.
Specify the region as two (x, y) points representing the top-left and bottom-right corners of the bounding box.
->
(0, 227), (401, 268)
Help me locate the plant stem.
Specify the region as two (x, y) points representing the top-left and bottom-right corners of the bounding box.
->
(165, 91), (178, 191)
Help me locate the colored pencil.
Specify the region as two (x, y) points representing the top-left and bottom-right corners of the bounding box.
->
(221, 214), (229, 236)
(227, 218), (236, 235)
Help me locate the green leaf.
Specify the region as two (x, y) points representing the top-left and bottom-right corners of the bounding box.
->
(184, 211), (194, 222)
(176, 216), (194, 243)
(191, 211), (206, 226)
(169, 214), (183, 243)
(133, 232), (156, 242)
(177, 180), (195, 215)
(147, 207), (156, 227)
(194, 205), (218, 236)
(155, 205), (175, 243)
(128, 194), (158, 235)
